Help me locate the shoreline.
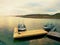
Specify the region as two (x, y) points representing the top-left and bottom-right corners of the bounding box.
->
(16, 15), (60, 19)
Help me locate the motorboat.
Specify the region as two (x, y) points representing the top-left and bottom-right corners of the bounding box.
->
(43, 23), (56, 32)
(18, 24), (26, 32)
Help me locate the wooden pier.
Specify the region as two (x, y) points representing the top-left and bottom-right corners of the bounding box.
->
(13, 27), (48, 39)
(47, 32), (60, 41)
(47, 32), (60, 38)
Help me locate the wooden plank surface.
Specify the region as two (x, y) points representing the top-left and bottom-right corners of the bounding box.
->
(47, 32), (60, 38)
(13, 27), (48, 38)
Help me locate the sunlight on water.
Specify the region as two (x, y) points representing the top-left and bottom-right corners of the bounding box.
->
(0, 17), (60, 45)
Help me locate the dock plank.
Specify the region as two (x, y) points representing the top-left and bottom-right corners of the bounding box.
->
(13, 27), (48, 39)
(47, 32), (60, 38)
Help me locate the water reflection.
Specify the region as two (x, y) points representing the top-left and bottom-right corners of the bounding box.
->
(0, 17), (60, 45)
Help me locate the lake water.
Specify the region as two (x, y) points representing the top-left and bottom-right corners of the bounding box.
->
(0, 17), (60, 45)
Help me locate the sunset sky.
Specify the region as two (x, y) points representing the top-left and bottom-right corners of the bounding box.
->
(0, 0), (60, 16)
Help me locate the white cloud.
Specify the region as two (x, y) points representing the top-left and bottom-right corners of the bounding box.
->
(0, 0), (60, 16)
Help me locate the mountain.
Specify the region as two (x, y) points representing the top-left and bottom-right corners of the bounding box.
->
(16, 13), (60, 19)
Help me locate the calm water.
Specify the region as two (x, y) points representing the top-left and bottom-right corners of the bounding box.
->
(0, 17), (60, 45)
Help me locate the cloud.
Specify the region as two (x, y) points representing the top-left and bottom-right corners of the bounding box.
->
(46, 8), (57, 12)
(0, 0), (60, 16)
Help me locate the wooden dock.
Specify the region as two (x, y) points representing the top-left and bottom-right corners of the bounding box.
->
(47, 32), (60, 38)
(13, 27), (48, 39)
(47, 32), (60, 41)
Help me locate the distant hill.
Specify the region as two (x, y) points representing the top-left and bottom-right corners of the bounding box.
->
(16, 13), (60, 19)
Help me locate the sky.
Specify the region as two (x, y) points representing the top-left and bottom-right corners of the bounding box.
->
(0, 0), (60, 16)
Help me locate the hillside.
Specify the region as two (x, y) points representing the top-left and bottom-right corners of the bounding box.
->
(16, 13), (60, 19)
